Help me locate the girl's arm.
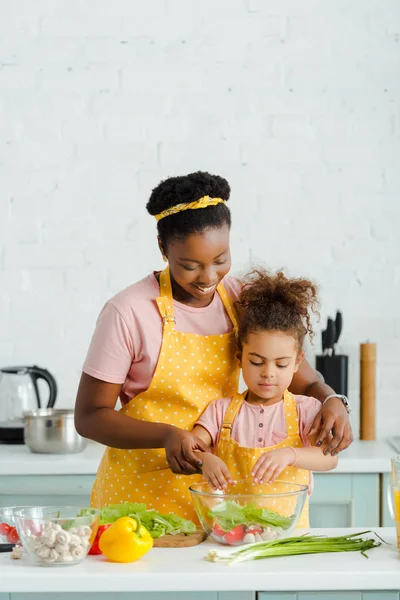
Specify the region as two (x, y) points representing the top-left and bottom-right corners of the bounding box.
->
(252, 443), (338, 485)
(192, 425), (234, 490)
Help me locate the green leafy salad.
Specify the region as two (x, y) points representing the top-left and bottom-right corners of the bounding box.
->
(78, 502), (196, 539)
(209, 500), (294, 531)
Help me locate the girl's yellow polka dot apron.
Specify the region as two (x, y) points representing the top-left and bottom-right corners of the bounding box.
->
(217, 389), (310, 528)
(91, 267), (240, 521)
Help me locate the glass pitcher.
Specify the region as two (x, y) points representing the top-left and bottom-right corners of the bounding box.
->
(388, 456), (400, 550)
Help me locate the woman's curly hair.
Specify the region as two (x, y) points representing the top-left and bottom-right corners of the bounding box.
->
(146, 171), (231, 248)
(237, 269), (320, 350)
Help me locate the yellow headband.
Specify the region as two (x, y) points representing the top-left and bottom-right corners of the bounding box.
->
(154, 196), (226, 222)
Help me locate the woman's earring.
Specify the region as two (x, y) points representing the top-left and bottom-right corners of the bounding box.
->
(162, 255), (168, 263)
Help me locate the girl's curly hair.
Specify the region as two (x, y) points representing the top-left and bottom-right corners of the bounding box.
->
(237, 269), (320, 350)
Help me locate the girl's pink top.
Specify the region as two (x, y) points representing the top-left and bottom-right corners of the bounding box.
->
(196, 395), (322, 492)
(196, 395), (321, 449)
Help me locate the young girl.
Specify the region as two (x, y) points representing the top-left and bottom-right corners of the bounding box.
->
(192, 269), (338, 527)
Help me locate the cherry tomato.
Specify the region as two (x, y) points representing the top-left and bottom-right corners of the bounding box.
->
(0, 522), (11, 536)
(88, 524), (112, 555)
(224, 525), (245, 545)
(6, 526), (19, 544)
(212, 523), (226, 539)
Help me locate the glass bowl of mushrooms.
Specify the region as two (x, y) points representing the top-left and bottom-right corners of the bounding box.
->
(13, 506), (99, 566)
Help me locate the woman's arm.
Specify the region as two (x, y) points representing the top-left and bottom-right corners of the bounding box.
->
(75, 373), (208, 474)
(289, 358), (353, 455)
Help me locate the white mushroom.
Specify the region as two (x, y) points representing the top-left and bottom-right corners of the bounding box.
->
(43, 549), (59, 563)
(37, 546), (51, 559)
(62, 554), (74, 563)
(243, 533), (256, 544)
(69, 534), (82, 548)
(11, 545), (23, 560)
(55, 543), (69, 556)
(42, 529), (57, 548)
(71, 545), (86, 560)
(76, 526), (91, 539)
(56, 530), (70, 545)
(32, 536), (45, 550)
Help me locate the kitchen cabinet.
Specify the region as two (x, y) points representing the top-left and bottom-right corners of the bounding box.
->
(3, 595), (255, 600)
(310, 474), (380, 527)
(258, 594), (399, 599)
(0, 473), (381, 528)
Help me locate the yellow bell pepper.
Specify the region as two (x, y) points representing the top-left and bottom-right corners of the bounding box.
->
(98, 516), (153, 563)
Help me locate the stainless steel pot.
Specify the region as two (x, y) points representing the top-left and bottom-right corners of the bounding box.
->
(23, 409), (88, 454)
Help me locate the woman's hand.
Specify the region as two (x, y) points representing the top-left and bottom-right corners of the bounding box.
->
(164, 427), (211, 475)
(199, 453), (234, 490)
(251, 448), (294, 484)
(308, 396), (353, 456)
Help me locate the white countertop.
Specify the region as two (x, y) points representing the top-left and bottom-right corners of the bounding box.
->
(0, 439), (394, 476)
(0, 528), (398, 593)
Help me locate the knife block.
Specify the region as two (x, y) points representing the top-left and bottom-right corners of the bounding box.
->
(315, 354), (348, 396)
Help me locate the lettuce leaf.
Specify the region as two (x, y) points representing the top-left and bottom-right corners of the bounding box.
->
(78, 503), (196, 539)
(208, 500), (294, 531)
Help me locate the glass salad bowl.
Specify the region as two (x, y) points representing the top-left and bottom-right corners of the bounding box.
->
(13, 506), (100, 566)
(189, 479), (308, 546)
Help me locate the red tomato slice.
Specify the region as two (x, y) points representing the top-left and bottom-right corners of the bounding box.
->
(0, 522), (11, 536)
(224, 525), (245, 545)
(212, 523), (226, 538)
(6, 526), (19, 544)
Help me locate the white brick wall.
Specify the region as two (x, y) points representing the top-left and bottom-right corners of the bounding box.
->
(1, 0), (399, 438)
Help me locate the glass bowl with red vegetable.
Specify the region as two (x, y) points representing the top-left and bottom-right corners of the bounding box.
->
(189, 479), (308, 546)
(0, 506), (28, 546)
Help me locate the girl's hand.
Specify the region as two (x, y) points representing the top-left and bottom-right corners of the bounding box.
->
(251, 448), (294, 484)
(164, 428), (210, 475)
(200, 453), (235, 490)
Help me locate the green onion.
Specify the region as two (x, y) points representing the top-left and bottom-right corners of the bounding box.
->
(205, 531), (383, 565)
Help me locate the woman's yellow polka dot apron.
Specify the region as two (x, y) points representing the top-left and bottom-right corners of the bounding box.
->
(91, 267), (240, 521)
(217, 389), (310, 528)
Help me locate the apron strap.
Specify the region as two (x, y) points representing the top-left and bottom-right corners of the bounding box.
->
(283, 389), (300, 436)
(156, 267), (176, 330)
(216, 281), (239, 331)
(220, 392), (246, 441)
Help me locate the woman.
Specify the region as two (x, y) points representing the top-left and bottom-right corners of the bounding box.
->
(75, 171), (352, 518)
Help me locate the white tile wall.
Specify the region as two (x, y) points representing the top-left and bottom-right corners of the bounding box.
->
(1, 0), (399, 437)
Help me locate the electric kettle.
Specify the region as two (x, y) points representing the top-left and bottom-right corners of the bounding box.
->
(0, 366), (57, 444)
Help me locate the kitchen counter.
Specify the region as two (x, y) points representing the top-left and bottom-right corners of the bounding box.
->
(0, 528), (398, 593)
(0, 439), (394, 476)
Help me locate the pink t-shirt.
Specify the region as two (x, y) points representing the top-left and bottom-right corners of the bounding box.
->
(195, 395), (321, 449)
(196, 395), (321, 492)
(83, 272), (242, 406)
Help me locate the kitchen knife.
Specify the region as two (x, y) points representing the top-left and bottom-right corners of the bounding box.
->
(335, 311), (342, 344)
(0, 543), (15, 552)
(322, 329), (326, 353)
(325, 318), (336, 356)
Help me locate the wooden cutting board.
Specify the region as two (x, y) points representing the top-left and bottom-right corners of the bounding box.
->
(153, 528), (207, 548)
